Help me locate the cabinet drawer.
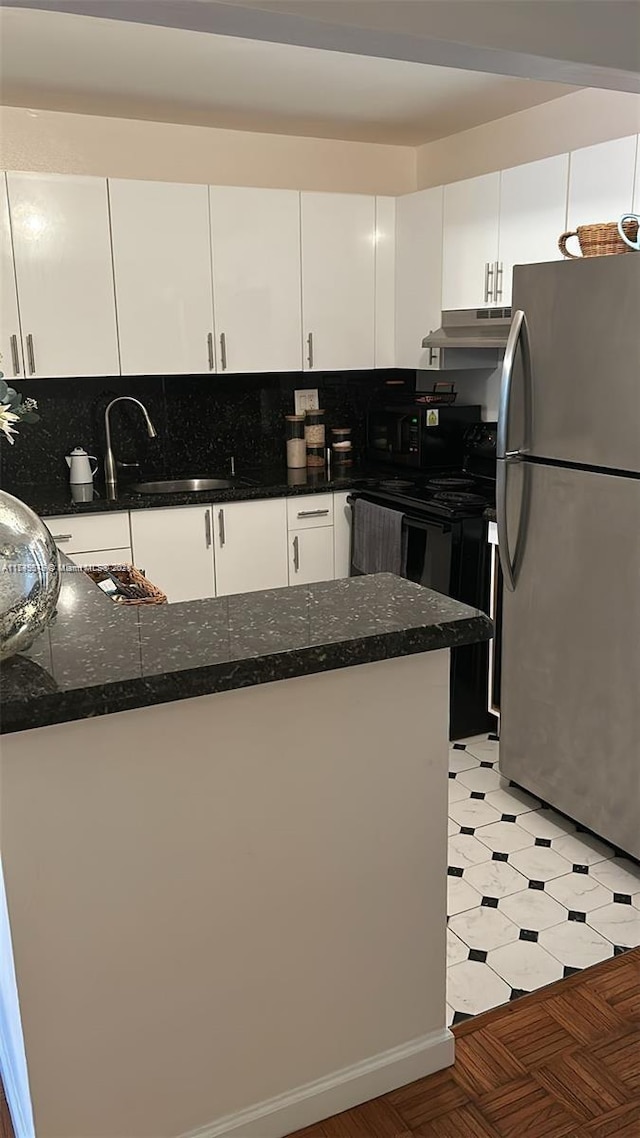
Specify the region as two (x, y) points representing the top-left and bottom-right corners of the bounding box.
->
(286, 494), (333, 530)
(67, 547), (132, 568)
(45, 512), (130, 553)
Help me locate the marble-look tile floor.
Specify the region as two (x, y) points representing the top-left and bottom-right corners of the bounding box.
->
(446, 733), (640, 1026)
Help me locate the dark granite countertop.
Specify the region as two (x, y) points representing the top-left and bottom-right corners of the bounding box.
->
(1, 564), (492, 734)
(7, 463), (369, 519)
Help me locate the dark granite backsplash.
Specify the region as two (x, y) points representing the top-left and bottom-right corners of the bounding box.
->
(0, 369), (410, 488)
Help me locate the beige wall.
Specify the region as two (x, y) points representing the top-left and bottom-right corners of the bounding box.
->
(0, 104), (416, 195)
(2, 653), (451, 1138)
(417, 88), (640, 188)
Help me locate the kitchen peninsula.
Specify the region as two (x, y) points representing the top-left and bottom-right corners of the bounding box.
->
(1, 564), (491, 1138)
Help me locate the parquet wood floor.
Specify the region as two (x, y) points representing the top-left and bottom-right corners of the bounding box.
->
(288, 947), (640, 1138)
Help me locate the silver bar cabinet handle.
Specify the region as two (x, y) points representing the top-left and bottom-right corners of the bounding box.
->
(219, 332), (227, 371)
(494, 261), (503, 301)
(293, 535), (300, 572)
(306, 332), (314, 368)
(207, 332), (214, 371)
(26, 333), (36, 375)
(297, 509), (329, 518)
(485, 262), (495, 303)
(204, 511), (212, 549)
(10, 334), (20, 376)
(497, 308), (529, 592)
(52, 534), (72, 542)
(218, 508), (225, 547)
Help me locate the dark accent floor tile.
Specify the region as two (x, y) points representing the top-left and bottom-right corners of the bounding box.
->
(520, 929), (539, 942)
(535, 838), (552, 848)
(452, 1010), (473, 1025)
(614, 893), (632, 905)
(460, 826), (475, 835)
(501, 814), (517, 823)
(492, 851), (509, 862)
(568, 911), (587, 922)
(468, 948), (488, 963)
(573, 864), (589, 874)
(448, 771), (457, 779)
(528, 880), (545, 891)
(563, 965), (580, 978)
(453, 743), (467, 751)
(489, 733), (499, 741)
(510, 988), (530, 1000)
(448, 866), (464, 878)
(614, 944), (631, 955)
(481, 896), (499, 908)
(470, 791), (486, 800)
(480, 761), (494, 769)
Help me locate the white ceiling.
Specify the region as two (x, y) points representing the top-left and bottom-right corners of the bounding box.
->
(0, 7), (577, 146)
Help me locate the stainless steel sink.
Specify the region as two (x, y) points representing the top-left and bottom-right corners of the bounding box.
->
(131, 478), (235, 494)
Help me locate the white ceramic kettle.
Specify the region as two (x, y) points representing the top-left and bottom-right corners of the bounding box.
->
(65, 447), (98, 486)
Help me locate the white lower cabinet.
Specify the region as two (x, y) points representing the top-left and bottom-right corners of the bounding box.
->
(130, 506), (215, 604)
(213, 498), (289, 597)
(333, 491), (352, 579)
(288, 526), (334, 586)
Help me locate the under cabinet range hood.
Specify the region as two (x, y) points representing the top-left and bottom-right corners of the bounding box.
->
(422, 307), (511, 370)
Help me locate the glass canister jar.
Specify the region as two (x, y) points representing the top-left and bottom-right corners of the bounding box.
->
(331, 427), (353, 466)
(306, 445), (326, 469)
(304, 409), (325, 449)
(285, 415), (306, 469)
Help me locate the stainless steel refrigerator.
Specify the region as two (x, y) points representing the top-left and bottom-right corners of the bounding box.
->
(497, 254), (640, 859)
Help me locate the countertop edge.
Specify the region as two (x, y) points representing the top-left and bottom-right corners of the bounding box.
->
(1, 611), (492, 736)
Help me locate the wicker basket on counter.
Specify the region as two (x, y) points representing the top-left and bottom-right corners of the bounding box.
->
(84, 564), (167, 605)
(558, 219), (636, 259)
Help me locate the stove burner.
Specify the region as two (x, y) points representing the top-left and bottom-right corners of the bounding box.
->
(433, 491), (488, 506)
(379, 479), (415, 492)
(427, 476), (476, 490)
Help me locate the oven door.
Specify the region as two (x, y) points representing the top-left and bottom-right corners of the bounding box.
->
(349, 495), (452, 595)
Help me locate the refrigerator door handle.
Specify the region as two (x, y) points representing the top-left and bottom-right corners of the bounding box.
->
(497, 308), (530, 591)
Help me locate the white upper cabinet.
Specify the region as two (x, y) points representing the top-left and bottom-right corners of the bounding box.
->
(567, 135), (638, 230)
(6, 172), (119, 378)
(395, 186), (444, 369)
(442, 172), (500, 310)
(301, 192), (375, 372)
(209, 186), (302, 373)
(130, 505), (216, 604)
(374, 196), (396, 369)
(0, 176), (24, 379)
(214, 498), (288, 597)
(498, 154), (569, 305)
(109, 179), (215, 376)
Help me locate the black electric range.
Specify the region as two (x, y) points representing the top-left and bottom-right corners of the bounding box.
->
(348, 423), (497, 739)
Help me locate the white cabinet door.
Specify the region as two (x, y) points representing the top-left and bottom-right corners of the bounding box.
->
(498, 154), (569, 305)
(374, 196), (396, 368)
(214, 498), (288, 597)
(7, 172), (119, 378)
(289, 526), (334, 586)
(333, 491), (352, 580)
(395, 186), (444, 369)
(633, 135), (640, 212)
(301, 192), (375, 371)
(0, 176), (24, 380)
(567, 135), (638, 230)
(109, 179), (215, 376)
(442, 172), (500, 310)
(130, 506), (215, 604)
(209, 186), (302, 373)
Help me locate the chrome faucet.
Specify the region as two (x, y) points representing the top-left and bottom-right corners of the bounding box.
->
(104, 396), (157, 500)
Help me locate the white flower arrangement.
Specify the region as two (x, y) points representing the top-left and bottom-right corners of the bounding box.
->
(0, 355), (40, 444)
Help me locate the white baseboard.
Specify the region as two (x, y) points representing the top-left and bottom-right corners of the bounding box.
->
(181, 1028), (455, 1138)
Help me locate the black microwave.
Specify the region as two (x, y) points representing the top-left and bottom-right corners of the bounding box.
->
(366, 403), (481, 468)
